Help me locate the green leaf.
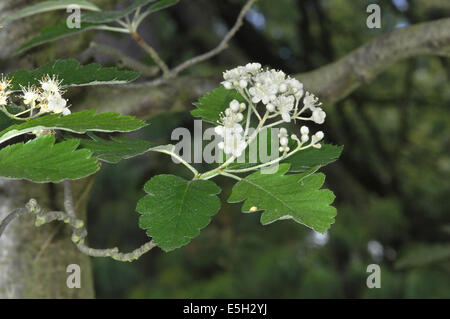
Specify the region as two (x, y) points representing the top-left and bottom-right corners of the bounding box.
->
(143, 0), (179, 15)
(0, 0), (100, 24)
(82, 0), (156, 23)
(16, 21), (108, 55)
(284, 144), (344, 172)
(0, 110), (148, 145)
(0, 106), (21, 132)
(7, 59), (139, 91)
(191, 87), (246, 124)
(77, 133), (155, 163)
(396, 244), (450, 269)
(228, 164), (337, 233)
(0, 135), (99, 183)
(137, 175), (221, 252)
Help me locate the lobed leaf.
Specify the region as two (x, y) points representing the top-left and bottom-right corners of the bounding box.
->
(0, 135), (99, 183)
(0, 106), (21, 132)
(191, 87), (246, 124)
(81, 0), (157, 23)
(16, 21), (108, 55)
(77, 133), (155, 163)
(142, 0), (179, 15)
(0, 110), (148, 145)
(7, 59), (139, 91)
(137, 174), (221, 252)
(228, 163), (337, 233)
(283, 144), (343, 172)
(0, 0), (100, 24)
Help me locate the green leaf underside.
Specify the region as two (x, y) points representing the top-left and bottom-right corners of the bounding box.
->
(8, 59), (139, 91)
(0, 1), (100, 24)
(143, 0), (179, 15)
(0, 110), (147, 145)
(77, 133), (155, 163)
(137, 175), (221, 252)
(191, 87), (246, 124)
(0, 106), (21, 132)
(228, 164), (336, 233)
(82, 0), (157, 23)
(283, 144), (344, 172)
(0, 135), (99, 183)
(16, 22), (107, 55)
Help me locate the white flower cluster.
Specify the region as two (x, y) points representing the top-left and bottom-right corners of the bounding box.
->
(218, 63), (328, 157)
(215, 99), (247, 157)
(0, 76), (12, 107)
(0, 74), (71, 117)
(23, 75), (71, 115)
(222, 63), (326, 124)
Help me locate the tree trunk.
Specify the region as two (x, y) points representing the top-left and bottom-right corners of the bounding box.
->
(0, 0), (112, 299)
(0, 179), (95, 298)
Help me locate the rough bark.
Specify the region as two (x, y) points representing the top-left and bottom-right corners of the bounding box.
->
(78, 18), (450, 117)
(0, 178), (95, 298)
(0, 0), (115, 299)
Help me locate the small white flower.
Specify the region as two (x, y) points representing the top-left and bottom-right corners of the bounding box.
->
(278, 127), (288, 138)
(239, 79), (248, 88)
(248, 83), (277, 105)
(312, 107), (326, 124)
(280, 136), (289, 147)
(46, 92), (67, 114)
(266, 103), (275, 112)
(0, 76), (11, 92)
(315, 131), (324, 141)
(40, 75), (62, 94)
(229, 99), (240, 112)
(245, 63), (262, 74)
(303, 92), (320, 110)
(312, 131), (324, 144)
(273, 95), (295, 122)
(286, 78), (304, 98)
(219, 131), (247, 157)
(0, 94), (8, 106)
(215, 123), (243, 137)
(300, 125), (309, 135)
(215, 106), (244, 137)
(21, 86), (40, 106)
(223, 81), (233, 89)
(301, 134), (309, 143)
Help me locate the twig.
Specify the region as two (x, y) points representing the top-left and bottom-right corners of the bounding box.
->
(0, 199), (156, 262)
(131, 32), (171, 77)
(122, 0), (258, 88)
(0, 207), (28, 238)
(170, 0), (258, 77)
(63, 181), (76, 218)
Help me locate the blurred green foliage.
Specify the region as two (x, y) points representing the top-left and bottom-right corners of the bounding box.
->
(86, 0), (449, 298)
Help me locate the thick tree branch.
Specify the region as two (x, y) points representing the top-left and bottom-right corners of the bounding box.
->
(0, 199), (156, 262)
(297, 18), (450, 104)
(78, 18), (450, 117)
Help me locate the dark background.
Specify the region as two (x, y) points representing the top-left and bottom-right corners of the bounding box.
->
(78, 0), (450, 298)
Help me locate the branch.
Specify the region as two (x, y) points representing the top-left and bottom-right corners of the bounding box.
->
(131, 32), (171, 77)
(78, 18), (450, 117)
(297, 17), (450, 104)
(169, 0), (259, 77)
(0, 199), (156, 262)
